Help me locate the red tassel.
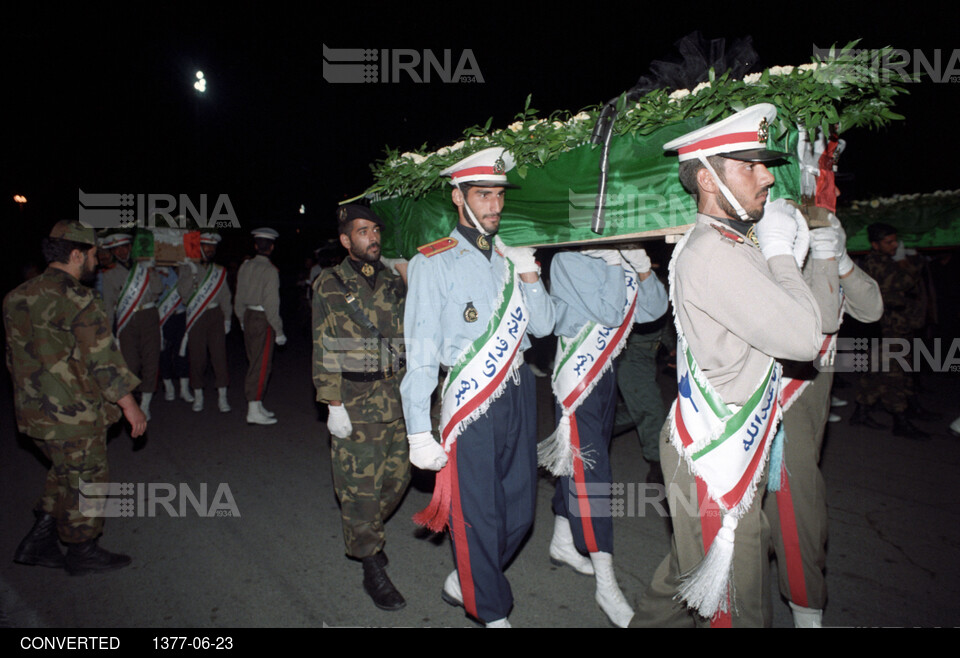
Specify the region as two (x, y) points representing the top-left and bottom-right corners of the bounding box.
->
(412, 464), (451, 532)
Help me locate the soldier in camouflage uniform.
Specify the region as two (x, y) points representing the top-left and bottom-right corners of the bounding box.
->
(852, 222), (931, 439)
(312, 204), (410, 611)
(4, 221), (147, 575)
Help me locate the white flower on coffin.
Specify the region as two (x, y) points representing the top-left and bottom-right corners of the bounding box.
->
(691, 81), (711, 95)
(668, 88), (691, 102)
(769, 65), (795, 76)
(572, 112), (592, 122)
(798, 63), (820, 72)
(401, 152), (427, 164)
(508, 121), (524, 133)
(528, 119), (545, 131)
(742, 72), (762, 84)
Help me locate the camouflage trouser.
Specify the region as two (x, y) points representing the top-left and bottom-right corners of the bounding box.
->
(855, 334), (915, 414)
(615, 330), (665, 463)
(33, 434), (109, 544)
(330, 417), (411, 558)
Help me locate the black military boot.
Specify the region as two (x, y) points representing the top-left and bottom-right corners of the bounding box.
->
(892, 414), (931, 441)
(64, 539), (132, 576)
(849, 403), (887, 430)
(362, 554), (406, 611)
(13, 510), (65, 569)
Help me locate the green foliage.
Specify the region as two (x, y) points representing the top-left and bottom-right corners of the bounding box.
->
(361, 42), (906, 200)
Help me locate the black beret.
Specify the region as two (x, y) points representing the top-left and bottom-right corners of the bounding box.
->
(337, 204), (385, 234)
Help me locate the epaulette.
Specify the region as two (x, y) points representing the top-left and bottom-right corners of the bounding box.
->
(710, 223), (745, 245)
(417, 237), (458, 257)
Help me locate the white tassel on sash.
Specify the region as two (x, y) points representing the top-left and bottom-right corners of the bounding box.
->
(677, 514), (739, 618)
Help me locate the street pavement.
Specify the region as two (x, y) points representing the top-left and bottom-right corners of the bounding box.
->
(1, 320), (959, 631)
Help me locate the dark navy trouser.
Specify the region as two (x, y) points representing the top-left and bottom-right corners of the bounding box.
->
(448, 364), (537, 624)
(551, 367), (617, 555)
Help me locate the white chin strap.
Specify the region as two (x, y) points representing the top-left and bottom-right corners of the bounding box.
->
(455, 182), (491, 236)
(699, 155), (751, 222)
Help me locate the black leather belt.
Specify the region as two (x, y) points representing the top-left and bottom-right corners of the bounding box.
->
(342, 369), (397, 382)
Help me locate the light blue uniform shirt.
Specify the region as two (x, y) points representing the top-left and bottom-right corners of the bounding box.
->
(550, 251), (669, 338)
(401, 229), (556, 435)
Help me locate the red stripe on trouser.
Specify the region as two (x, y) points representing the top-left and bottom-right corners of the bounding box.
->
(448, 441), (478, 618)
(775, 462), (809, 607)
(570, 413), (599, 553)
(696, 477), (732, 628)
(255, 325), (273, 400)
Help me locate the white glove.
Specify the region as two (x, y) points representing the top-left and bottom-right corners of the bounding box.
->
(756, 199), (808, 266)
(224, 320), (231, 335)
(824, 213), (854, 275)
(808, 226), (841, 261)
(581, 249), (622, 266)
(619, 248), (651, 273)
(380, 256), (408, 275)
(326, 404), (353, 439)
(275, 333), (287, 346)
(494, 236), (538, 274)
(407, 431), (448, 471)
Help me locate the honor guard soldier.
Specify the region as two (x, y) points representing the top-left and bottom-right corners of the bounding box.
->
(5, 220), (146, 575)
(155, 263), (192, 404)
(235, 227), (285, 425)
(178, 232), (233, 413)
(538, 245), (668, 627)
(630, 104), (824, 628)
(312, 204), (411, 611)
(400, 147), (556, 627)
(100, 232), (164, 421)
(763, 133), (883, 627)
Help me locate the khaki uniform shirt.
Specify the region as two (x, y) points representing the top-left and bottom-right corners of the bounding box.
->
(235, 255), (283, 336)
(100, 261), (163, 330)
(673, 214), (823, 405)
(177, 262), (233, 320)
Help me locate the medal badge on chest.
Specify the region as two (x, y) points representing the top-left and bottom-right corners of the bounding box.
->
(463, 301), (478, 323)
(361, 262), (375, 277)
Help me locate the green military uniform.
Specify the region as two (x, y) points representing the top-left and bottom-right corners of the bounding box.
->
(312, 257), (410, 559)
(855, 251), (925, 414)
(615, 317), (673, 465)
(4, 267), (140, 543)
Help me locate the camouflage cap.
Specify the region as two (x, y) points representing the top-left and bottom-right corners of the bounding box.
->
(49, 220), (97, 246)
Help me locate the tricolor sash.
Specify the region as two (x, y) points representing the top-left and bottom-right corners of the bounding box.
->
(115, 264), (151, 336)
(538, 264), (640, 476)
(179, 264), (227, 357)
(667, 225), (783, 619)
(413, 256), (529, 532)
(157, 285), (182, 328)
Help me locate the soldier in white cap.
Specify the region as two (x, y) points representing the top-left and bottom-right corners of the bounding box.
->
(400, 147), (555, 627)
(177, 231), (233, 413)
(762, 131), (883, 627)
(235, 227), (285, 424)
(629, 104), (823, 628)
(100, 231), (164, 421)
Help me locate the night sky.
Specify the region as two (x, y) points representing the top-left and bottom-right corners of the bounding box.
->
(2, 2), (957, 287)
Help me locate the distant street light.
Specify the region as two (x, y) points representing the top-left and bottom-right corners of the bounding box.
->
(13, 194), (27, 211)
(194, 71), (206, 93)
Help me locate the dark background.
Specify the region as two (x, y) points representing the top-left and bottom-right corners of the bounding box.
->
(2, 2), (958, 290)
